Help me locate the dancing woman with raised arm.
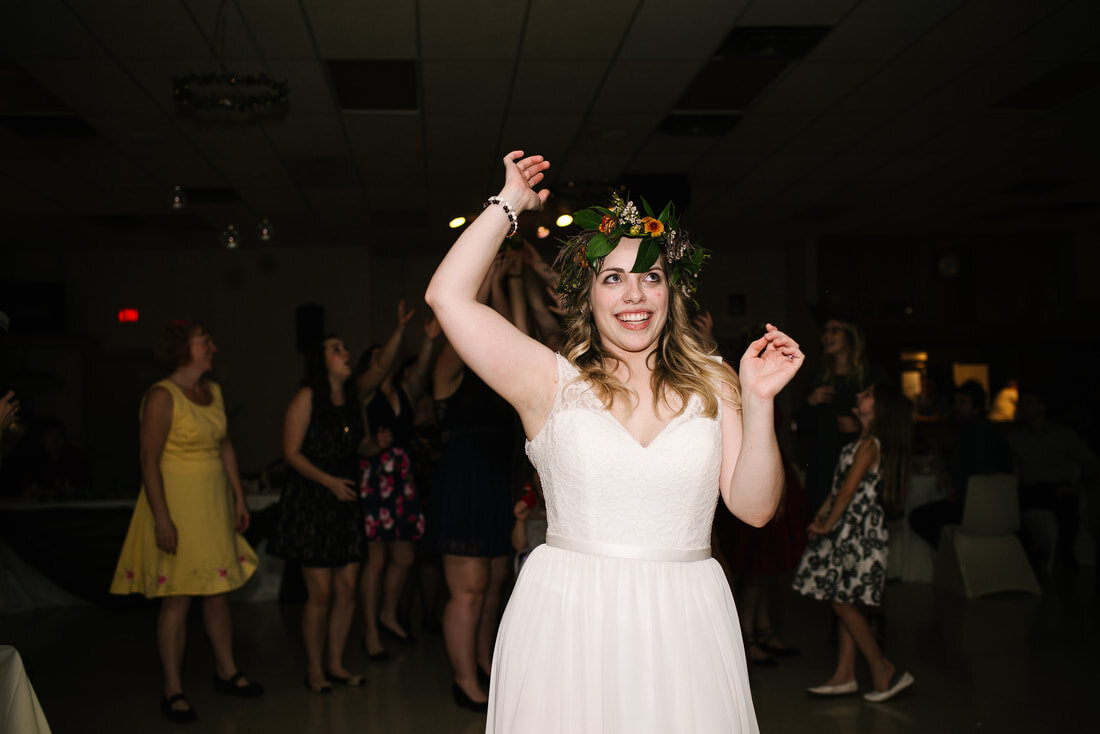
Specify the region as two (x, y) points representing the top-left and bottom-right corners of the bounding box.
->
(425, 151), (804, 733)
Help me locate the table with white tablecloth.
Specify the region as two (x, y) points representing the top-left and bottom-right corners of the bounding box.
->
(0, 646), (52, 734)
(887, 474), (944, 583)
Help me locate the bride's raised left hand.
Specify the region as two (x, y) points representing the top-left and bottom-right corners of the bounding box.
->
(498, 150), (551, 214)
(738, 324), (804, 400)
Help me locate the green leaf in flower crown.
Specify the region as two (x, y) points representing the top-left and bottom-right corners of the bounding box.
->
(587, 233), (614, 259)
(631, 237), (661, 272)
(594, 206), (614, 216)
(641, 198), (655, 218)
(573, 209), (603, 230)
(657, 201), (672, 224)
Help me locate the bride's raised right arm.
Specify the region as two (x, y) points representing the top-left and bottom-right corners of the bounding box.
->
(425, 151), (558, 433)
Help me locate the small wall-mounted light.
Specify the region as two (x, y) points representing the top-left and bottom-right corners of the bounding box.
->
(221, 225), (240, 249)
(537, 226), (550, 239)
(257, 218), (274, 241)
(169, 186), (186, 210)
(449, 216), (467, 229)
(555, 214), (573, 228)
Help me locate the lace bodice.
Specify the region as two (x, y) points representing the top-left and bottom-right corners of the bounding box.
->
(526, 354), (723, 551)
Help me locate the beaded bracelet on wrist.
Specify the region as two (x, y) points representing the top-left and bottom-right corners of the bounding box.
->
(484, 196), (518, 237)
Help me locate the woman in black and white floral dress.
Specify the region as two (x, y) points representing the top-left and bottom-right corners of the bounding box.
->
(792, 383), (915, 703)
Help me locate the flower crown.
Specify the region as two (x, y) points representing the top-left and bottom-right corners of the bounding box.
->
(554, 192), (708, 311)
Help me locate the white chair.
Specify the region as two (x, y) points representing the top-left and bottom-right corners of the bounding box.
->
(934, 473), (1040, 597)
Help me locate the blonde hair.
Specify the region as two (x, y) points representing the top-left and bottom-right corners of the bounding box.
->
(560, 260), (739, 418)
(822, 319), (867, 386)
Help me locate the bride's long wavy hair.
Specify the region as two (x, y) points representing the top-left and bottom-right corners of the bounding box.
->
(560, 257), (740, 418)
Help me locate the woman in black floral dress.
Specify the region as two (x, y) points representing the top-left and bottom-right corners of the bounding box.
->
(357, 317), (439, 659)
(792, 383), (915, 703)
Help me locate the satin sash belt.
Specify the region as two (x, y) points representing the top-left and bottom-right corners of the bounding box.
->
(546, 533), (711, 562)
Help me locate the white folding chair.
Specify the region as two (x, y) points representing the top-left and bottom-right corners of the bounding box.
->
(935, 473), (1040, 597)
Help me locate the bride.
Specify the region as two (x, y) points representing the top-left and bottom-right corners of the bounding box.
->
(425, 151), (804, 733)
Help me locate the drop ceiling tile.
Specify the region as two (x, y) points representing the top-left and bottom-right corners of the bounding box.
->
(423, 115), (500, 156)
(217, 157), (295, 190)
(627, 152), (705, 175)
(147, 157), (230, 188)
(265, 60), (338, 115)
(591, 61), (706, 116)
(420, 0), (528, 59)
(752, 61), (878, 115)
(828, 62), (968, 116)
(422, 61), (512, 118)
(710, 114), (806, 155)
(235, 0), (317, 58)
(263, 114), (348, 157)
(572, 114), (664, 155)
(739, 0), (859, 26)
(811, 0), (963, 61)
(555, 153), (633, 186)
(304, 0), (416, 58)
(619, 0), (749, 60)
(508, 61), (607, 115)
(67, 0), (214, 59)
(16, 59), (168, 117)
(522, 0), (637, 59)
(499, 114), (583, 158)
(343, 114), (423, 157)
(357, 155), (427, 192)
(900, 0), (1067, 63)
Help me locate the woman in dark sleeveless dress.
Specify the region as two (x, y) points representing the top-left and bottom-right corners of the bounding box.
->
(357, 317), (439, 658)
(272, 302), (415, 693)
(429, 337), (521, 710)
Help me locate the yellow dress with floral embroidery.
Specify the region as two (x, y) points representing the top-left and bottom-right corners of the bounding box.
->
(110, 379), (257, 597)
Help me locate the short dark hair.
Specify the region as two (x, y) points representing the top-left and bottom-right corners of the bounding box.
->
(155, 319), (207, 369)
(955, 380), (987, 410)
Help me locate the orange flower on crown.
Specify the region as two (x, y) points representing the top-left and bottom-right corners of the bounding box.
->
(641, 217), (664, 237)
(599, 215), (616, 236)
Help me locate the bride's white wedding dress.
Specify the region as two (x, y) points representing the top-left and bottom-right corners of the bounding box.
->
(487, 354), (758, 733)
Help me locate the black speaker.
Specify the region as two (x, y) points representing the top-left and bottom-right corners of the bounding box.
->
(295, 303), (324, 354)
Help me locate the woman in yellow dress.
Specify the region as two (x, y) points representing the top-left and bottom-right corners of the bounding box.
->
(111, 319), (262, 723)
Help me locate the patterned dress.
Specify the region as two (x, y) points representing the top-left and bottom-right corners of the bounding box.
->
(270, 390), (367, 567)
(791, 436), (888, 607)
(110, 380), (257, 597)
(360, 387), (426, 541)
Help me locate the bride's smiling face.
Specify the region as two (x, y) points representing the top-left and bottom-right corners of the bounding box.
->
(589, 237), (669, 356)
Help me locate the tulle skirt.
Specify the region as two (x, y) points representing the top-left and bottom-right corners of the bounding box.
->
(487, 544), (759, 734)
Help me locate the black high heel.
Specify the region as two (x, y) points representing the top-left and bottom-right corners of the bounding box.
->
(452, 682), (489, 713)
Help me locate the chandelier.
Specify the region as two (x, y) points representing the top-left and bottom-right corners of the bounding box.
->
(173, 0), (288, 121)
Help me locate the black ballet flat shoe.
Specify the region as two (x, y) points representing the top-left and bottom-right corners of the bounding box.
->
(213, 671), (264, 698)
(327, 672), (366, 687)
(452, 682), (489, 713)
(304, 676), (333, 694)
(161, 693), (197, 724)
(756, 629), (801, 658)
(477, 665), (491, 689)
(378, 618), (417, 645)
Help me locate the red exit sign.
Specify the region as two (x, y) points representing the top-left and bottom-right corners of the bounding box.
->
(118, 308), (139, 323)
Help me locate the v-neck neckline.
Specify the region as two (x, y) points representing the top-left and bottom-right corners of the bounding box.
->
(601, 399), (693, 449)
